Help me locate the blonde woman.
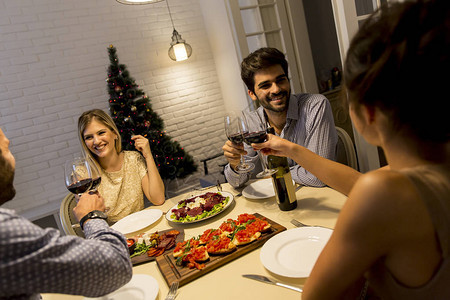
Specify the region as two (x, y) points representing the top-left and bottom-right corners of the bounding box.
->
(78, 109), (165, 223)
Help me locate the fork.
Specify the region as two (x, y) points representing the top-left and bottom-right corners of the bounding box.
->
(216, 179), (222, 192)
(290, 218), (310, 227)
(291, 219), (328, 229)
(165, 281), (179, 300)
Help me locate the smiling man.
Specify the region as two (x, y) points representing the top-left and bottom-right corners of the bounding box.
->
(223, 47), (337, 187)
(0, 128), (132, 299)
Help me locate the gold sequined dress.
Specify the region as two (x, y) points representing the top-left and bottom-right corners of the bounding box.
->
(98, 151), (147, 223)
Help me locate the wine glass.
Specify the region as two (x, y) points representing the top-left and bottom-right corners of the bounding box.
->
(64, 157), (93, 197)
(87, 157), (102, 192)
(242, 111), (277, 178)
(224, 112), (255, 173)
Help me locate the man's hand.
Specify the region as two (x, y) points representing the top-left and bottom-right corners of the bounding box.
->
(73, 192), (106, 222)
(222, 140), (247, 171)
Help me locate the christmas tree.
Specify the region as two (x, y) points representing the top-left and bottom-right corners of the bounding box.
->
(106, 45), (197, 180)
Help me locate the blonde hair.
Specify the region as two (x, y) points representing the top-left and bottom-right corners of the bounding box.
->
(78, 109), (122, 165)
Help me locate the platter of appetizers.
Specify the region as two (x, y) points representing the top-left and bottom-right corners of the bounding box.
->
(156, 213), (286, 287)
(127, 228), (184, 266)
(165, 191), (234, 224)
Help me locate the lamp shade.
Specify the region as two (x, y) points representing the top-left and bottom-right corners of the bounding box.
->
(116, 0), (164, 4)
(168, 29), (192, 61)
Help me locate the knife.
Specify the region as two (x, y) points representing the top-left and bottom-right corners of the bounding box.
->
(242, 274), (303, 293)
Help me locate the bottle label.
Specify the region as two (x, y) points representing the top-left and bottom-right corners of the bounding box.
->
(268, 155), (297, 211)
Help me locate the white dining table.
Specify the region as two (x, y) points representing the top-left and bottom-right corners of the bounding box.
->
(42, 180), (347, 300)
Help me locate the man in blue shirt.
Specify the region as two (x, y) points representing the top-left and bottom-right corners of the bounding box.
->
(0, 128), (132, 300)
(223, 47), (337, 187)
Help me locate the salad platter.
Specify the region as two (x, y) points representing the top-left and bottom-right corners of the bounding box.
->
(165, 191), (234, 224)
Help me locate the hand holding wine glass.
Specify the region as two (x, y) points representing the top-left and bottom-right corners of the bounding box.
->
(242, 111), (277, 178)
(73, 192), (106, 222)
(64, 157), (93, 197)
(224, 112), (255, 173)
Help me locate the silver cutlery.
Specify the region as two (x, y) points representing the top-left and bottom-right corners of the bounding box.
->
(194, 185), (214, 191)
(216, 179), (222, 192)
(242, 274), (303, 293)
(165, 281), (179, 300)
(291, 219), (330, 229)
(290, 218), (310, 227)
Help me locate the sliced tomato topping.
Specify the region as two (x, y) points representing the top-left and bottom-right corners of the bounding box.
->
(219, 219), (236, 232)
(237, 213), (256, 225)
(246, 218), (269, 233)
(234, 229), (254, 242)
(199, 228), (222, 243)
(206, 236), (231, 252)
(174, 238), (199, 253)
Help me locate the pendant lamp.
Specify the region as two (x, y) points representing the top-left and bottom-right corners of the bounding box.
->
(116, 0), (192, 61)
(166, 0), (192, 61)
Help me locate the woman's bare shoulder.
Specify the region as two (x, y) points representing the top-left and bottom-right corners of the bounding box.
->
(353, 168), (416, 204)
(344, 168), (425, 239)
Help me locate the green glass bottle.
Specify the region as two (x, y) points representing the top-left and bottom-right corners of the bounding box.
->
(266, 127), (297, 211)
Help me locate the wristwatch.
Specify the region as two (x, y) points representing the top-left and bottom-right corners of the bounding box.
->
(79, 210), (108, 230)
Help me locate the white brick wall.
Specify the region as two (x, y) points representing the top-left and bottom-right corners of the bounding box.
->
(0, 0), (228, 218)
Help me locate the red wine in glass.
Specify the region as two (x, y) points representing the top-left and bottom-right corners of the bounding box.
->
(64, 157), (93, 196)
(243, 131), (267, 144)
(90, 177), (102, 190)
(242, 111), (277, 178)
(224, 113), (254, 173)
(67, 178), (93, 195)
(228, 132), (245, 145)
(87, 158), (102, 192)
(86, 158), (108, 213)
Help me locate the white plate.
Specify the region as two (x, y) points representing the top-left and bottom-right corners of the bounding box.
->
(242, 178), (295, 199)
(260, 227), (332, 278)
(84, 274), (159, 300)
(165, 191), (234, 224)
(111, 209), (162, 235)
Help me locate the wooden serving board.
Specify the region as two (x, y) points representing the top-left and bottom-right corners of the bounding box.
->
(130, 229), (185, 266)
(156, 213), (286, 287)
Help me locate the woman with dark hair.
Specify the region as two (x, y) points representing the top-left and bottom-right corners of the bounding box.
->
(78, 109), (165, 223)
(254, 0), (450, 298)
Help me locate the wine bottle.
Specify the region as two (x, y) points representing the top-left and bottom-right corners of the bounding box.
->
(266, 127), (297, 211)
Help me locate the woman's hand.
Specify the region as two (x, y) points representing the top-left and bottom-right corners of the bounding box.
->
(131, 135), (151, 159)
(251, 134), (294, 157)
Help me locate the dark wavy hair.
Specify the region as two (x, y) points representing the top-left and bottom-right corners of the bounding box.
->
(344, 0), (450, 142)
(241, 47), (289, 93)
(0, 148), (16, 205)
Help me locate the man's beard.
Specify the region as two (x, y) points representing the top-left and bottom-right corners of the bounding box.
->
(0, 159), (16, 206)
(256, 90), (290, 113)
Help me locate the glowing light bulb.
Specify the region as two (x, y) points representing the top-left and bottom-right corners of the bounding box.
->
(173, 44), (188, 61)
